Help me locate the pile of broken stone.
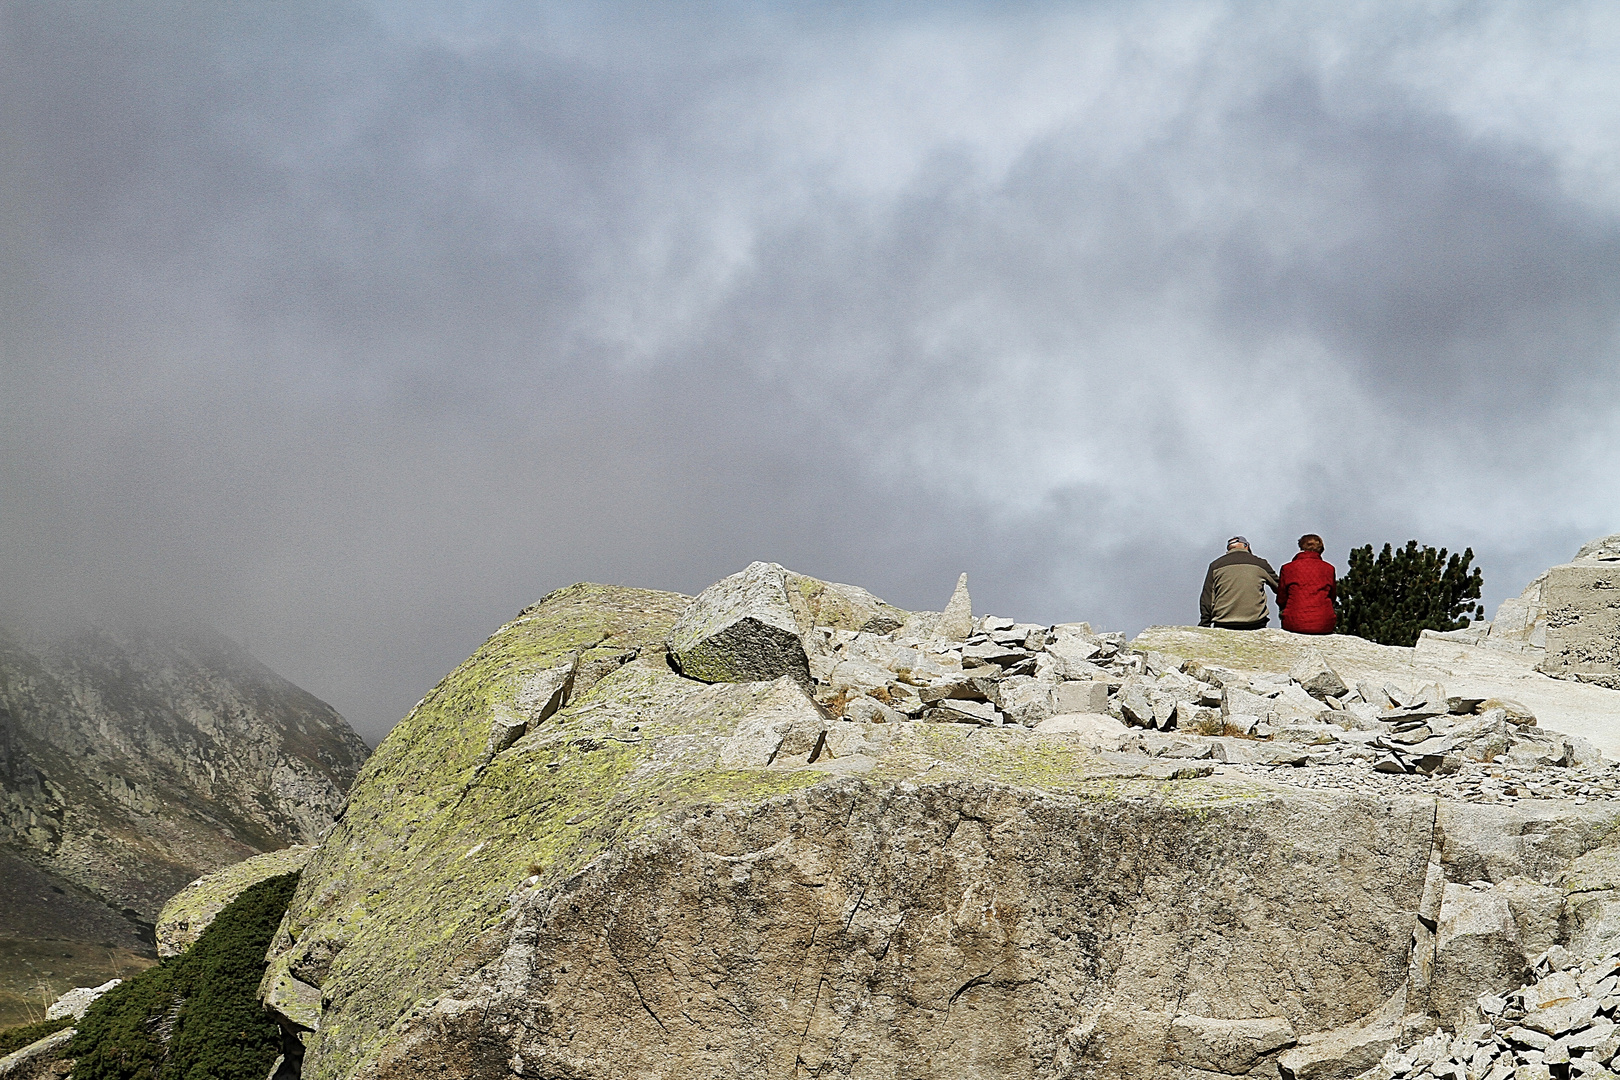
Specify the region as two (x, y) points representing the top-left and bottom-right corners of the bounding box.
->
(800, 599), (1594, 782)
(666, 562), (1608, 801)
(1371, 947), (1620, 1080)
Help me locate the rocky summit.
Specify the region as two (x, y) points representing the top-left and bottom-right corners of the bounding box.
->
(254, 548), (1620, 1080)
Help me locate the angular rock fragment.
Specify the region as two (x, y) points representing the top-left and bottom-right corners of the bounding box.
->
(839, 694), (907, 725)
(1278, 1012), (1403, 1080)
(918, 674), (1000, 706)
(717, 676), (829, 768)
(1118, 676), (1157, 728)
(1165, 1014), (1296, 1074)
(1223, 686), (1273, 723)
(1433, 884), (1530, 1029)
(1271, 682), (1334, 722)
(479, 653), (580, 770)
(960, 642), (1029, 668)
(1290, 650), (1349, 700)
(781, 572), (909, 635)
(1034, 712), (1127, 749)
(924, 698), (1000, 725)
(668, 562), (812, 686)
(1054, 681), (1110, 715)
(995, 675), (1054, 727)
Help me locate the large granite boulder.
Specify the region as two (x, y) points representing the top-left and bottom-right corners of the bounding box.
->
(252, 579), (1443, 1080)
(252, 570), (1620, 1080)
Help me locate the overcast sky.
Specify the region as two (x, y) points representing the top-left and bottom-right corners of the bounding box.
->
(3, 1), (1617, 743)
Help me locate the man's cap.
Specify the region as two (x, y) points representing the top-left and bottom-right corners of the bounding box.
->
(1227, 536), (1249, 548)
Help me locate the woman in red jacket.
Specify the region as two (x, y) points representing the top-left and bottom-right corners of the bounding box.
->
(1278, 534), (1338, 634)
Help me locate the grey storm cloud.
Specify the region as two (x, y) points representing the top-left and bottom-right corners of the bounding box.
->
(2, 1), (1617, 742)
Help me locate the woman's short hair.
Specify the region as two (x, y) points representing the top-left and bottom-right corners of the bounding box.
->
(1298, 534), (1325, 553)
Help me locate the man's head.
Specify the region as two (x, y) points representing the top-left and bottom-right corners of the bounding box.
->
(1298, 534), (1324, 553)
(1226, 536), (1250, 552)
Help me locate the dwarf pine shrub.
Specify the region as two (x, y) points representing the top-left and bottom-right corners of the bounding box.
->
(69, 872), (297, 1080)
(1336, 541), (1485, 647)
(0, 1016), (74, 1055)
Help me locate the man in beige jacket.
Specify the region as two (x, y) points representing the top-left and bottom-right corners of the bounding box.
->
(1199, 536), (1280, 630)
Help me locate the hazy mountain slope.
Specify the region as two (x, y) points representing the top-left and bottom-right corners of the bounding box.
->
(0, 619), (369, 1024)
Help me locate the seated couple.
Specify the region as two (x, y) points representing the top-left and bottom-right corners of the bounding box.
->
(1198, 535), (1336, 635)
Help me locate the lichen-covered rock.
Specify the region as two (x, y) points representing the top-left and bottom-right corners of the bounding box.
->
(256, 580), (1468, 1080)
(780, 571), (908, 635)
(251, 570), (1620, 1080)
(666, 561), (812, 685)
(156, 846), (314, 957)
(329, 779), (1432, 1080)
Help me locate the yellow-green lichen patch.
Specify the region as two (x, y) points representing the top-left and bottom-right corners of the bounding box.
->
(269, 586), (694, 1073)
(157, 845), (313, 957)
(274, 594), (855, 1079)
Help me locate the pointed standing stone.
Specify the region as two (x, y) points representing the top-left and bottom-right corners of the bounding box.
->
(938, 572), (973, 641)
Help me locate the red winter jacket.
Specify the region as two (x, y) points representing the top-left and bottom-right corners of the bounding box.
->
(1278, 550), (1337, 634)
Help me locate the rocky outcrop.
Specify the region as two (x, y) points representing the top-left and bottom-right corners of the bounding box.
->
(667, 561), (812, 686)
(257, 563), (1620, 1080)
(42, 979), (118, 1021)
(0, 1027), (74, 1079)
(0, 619), (367, 918)
(1540, 536), (1620, 690)
(1425, 533), (1620, 688)
(156, 845), (314, 957)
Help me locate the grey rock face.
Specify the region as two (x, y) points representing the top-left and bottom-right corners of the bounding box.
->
(347, 782), (1432, 1080)
(1165, 1014), (1297, 1073)
(1432, 883), (1529, 1028)
(716, 677), (829, 768)
(1054, 680), (1110, 715)
(0, 619), (368, 925)
(666, 561), (812, 687)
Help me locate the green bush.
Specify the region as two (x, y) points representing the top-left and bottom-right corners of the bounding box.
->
(1337, 541), (1485, 647)
(69, 873), (297, 1080)
(0, 1015), (74, 1055)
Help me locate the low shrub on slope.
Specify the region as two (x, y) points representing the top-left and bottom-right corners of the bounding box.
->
(69, 872), (297, 1080)
(0, 1015), (74, 1055)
